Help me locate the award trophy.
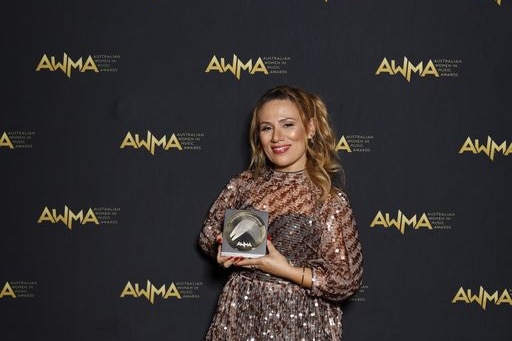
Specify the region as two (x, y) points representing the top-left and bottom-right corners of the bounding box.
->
(221, 209), (268, 258)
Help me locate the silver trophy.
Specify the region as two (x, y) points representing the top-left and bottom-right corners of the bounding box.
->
(221, 209), (268, 258)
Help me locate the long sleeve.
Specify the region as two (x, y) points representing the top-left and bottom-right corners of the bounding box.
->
(198, 174), (245, 258)
(307, 191), (363, 302)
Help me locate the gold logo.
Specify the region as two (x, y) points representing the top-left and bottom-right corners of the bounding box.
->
(35, 53), (99, 78)
(459, 136), (511, 161)
(370, 210), (432, 234)
(0, 282), (16, 299)
(37, 206), (99, 230)
(335, 134), (374, 153)
(375, 57), (439, 82)
(0, 132), (14, 149)
(120, 131), (183, 155)
(335, 136), (352, 152)
(120, 280), (182, 304)
(205, 54), (269, 80)
(452, 287), (512, 310)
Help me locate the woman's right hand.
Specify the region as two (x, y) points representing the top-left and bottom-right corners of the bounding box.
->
(216, 235), (242, 268)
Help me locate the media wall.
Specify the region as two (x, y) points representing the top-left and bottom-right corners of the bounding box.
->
(1, 1), (511, 340)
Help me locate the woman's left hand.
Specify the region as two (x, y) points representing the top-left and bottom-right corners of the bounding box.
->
(234, 240), (293, 278)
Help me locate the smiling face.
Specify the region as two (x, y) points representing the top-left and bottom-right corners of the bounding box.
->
(257, 99), (314, 172)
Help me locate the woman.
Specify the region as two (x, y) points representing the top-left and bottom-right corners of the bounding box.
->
(199, 85), (363, 340)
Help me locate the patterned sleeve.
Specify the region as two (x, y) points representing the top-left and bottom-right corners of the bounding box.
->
(198, 173), (246, 258)
(306, 191), (363, 302)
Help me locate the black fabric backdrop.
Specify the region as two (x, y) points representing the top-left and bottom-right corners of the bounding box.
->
(1, 1), (511, 340)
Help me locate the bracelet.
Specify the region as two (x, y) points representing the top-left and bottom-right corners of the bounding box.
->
(301, 266), (305, 287)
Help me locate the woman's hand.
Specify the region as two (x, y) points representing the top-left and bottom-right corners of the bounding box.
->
(217, 236), (311, 287)
(234, 240), (293, 278)
(216, 234), (241, 269)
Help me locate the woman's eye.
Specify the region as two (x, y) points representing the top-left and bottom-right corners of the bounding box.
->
(260, 126), (271, 132)
(283, 123), (294, 128)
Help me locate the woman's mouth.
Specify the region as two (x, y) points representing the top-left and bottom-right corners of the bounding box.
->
(271, 145), (290, 154)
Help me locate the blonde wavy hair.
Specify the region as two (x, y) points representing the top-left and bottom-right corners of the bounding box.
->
(249, 85), (344, 201)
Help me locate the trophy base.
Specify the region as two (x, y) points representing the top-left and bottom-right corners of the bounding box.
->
(220, 250), (266, 258)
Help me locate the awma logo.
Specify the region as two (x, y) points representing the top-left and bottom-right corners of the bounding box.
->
(205, 54), (269, 80)
(120, 131), (183, 155)
(335, 136), (351, 152)
(35, 53), (99, 78)
(452, 286), (512, 310)
(459, 136), (512, 161)
(375, 57), (439, 82)
(37, 206), (99, 230)
(0, 132), (14, 149)
(370, 210), (432, 234)
(0, 282), (16, 299)
(120, 280), (182, 304)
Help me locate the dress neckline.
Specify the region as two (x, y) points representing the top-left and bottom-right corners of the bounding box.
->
(266, 168), (308, 183)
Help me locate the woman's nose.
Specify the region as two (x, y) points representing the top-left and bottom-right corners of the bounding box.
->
(271, 128), (283, 142)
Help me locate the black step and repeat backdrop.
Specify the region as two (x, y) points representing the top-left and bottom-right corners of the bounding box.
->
(1, 1), (511, 340)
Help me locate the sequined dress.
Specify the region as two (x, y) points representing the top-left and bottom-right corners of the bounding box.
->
(199, 169), (363, 341)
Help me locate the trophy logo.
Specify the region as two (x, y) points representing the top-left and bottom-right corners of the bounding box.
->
(221, 209), (268, 258)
